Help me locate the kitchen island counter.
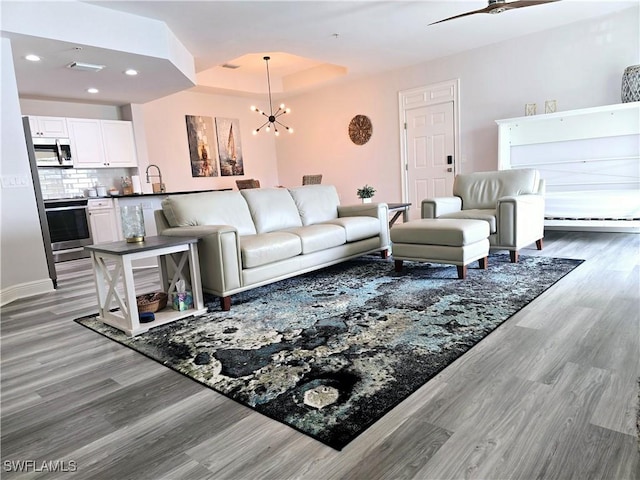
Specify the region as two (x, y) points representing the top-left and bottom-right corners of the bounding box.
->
(114, 188), (232, 199)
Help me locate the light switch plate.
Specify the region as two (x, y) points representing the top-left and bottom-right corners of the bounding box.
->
(1, 175), (30, 188)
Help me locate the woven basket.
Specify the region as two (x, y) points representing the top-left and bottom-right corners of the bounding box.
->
(136, 292), (168, 313)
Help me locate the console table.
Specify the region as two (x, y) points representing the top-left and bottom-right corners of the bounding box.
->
(85, 236), (208, 336)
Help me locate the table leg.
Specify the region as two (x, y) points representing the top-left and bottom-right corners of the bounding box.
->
(188, 243), (205, 310)
(90, 252), (107, 318)
(120, 255), (141, 334)
(389, 211), (403, 228)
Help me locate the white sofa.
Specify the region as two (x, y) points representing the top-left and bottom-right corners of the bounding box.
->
(421, 169), (545, 262)
(155, 185), (390, 310)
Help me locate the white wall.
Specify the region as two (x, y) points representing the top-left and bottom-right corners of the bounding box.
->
(20, 99), (121, 120)
(276, 6), (640, 204)
(0, 38), (52, 304)
(138, 90), (280, 192)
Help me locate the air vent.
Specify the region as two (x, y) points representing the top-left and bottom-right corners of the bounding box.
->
(222, 63), (240, 69)
(67, 62), (105, 72)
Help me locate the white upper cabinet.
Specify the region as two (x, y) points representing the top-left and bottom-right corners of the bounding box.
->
(67, 118), (107, 168)
(101, 120), (138, 168)
(29, 116), (68, 138)
(67, 118), (138, 168)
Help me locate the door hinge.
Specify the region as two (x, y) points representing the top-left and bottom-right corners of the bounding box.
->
(404, 122), (407, 130)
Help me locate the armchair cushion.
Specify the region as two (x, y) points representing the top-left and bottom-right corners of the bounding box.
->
(454, 169), (541, 209)
(437, 209), (497, 233)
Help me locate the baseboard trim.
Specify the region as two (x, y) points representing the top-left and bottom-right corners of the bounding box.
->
(0, 278), (54, 307)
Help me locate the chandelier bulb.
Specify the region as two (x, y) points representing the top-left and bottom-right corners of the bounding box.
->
(279, 103), (285, 109)
(288, 128), (294, 134)
(285, 108), (291, 114)
(266, 125), (271, 132)
(275, 130), (280, 137)
(250, 105), (256, 111)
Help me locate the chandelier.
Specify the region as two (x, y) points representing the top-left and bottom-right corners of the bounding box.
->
(251, 56), (293, 136)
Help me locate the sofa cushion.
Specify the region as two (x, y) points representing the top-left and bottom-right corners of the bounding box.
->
(241, 188), (303, 233)
(324, 216), (380, 242)
(240, 232), (302, 268)
(454, 169), (540, 210)
(283, 224), (346, 254)
(288, 185), (340, 226)
(162, 191), (257, 235)
(439, 209), (497, 233)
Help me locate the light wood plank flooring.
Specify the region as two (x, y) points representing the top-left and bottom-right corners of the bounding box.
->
(1, 230), (639, 479)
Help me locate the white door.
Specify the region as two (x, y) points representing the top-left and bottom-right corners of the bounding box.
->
(405, 101), (455, 220)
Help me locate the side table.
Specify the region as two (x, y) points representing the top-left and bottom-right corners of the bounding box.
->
(387, 202), (412, 227)
(85, 236), (208, 336)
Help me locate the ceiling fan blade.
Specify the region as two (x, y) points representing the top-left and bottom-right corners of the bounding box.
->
(429, 10), (486, 26)
(429, 0), (561, 26)
(428, 4), (496, 25)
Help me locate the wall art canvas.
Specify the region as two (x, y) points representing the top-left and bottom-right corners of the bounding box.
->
(215, 117), (244, 176)
(185, 115), (219, 177)
(525, 103), (537, 116)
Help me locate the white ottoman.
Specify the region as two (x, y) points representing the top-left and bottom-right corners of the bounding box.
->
(391, 218), (490, 279)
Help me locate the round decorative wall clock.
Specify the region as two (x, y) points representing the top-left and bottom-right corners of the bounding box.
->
(348, 115), (372, 145)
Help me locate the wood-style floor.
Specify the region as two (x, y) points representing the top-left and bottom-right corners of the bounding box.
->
(1, 230), (639, 479)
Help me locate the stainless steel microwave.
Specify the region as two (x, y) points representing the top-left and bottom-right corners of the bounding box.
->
(33, 137), (73, 167)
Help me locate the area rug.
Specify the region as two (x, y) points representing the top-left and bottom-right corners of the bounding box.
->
(76, 254), (583, 450)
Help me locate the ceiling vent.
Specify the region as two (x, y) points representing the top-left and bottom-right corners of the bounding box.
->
(222, 63), (240, 69)
(66, 61), (105, 72)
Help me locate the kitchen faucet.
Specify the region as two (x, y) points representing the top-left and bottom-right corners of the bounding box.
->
(145, 164), (165, 193)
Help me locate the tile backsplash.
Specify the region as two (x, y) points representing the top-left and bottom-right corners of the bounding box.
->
(38, 167), (135, 199)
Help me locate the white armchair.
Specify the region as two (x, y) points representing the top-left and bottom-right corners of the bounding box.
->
(421, 169), (545, 262)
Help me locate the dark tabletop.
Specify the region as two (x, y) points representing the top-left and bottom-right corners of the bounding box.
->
(84, 235), (198, 256)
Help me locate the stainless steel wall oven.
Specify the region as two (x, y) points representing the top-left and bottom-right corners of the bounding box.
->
(44, 199), (92, 262)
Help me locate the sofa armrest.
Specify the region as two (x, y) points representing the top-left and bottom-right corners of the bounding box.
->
(338, 202), (390, 250)
(161, 225), (242, 295)
(421, 197), (462, 218)
(496, 194), (545, 248)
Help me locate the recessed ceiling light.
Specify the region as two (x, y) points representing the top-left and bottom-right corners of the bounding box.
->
(87, 88), (99, 94)
(124, 69), (138, 76)
(25, 54), (41, 62)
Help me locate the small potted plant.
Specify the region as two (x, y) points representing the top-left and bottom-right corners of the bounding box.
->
(357, 184), (376, 203)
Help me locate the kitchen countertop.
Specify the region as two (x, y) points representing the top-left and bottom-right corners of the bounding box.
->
(45, 188), (233, 203)
(114, 188), (232, 198)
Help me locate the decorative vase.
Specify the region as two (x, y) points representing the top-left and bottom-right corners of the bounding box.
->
(362, 198), (372, 204)
(121, 205), (145, 242)
(621, 65), (640, 103)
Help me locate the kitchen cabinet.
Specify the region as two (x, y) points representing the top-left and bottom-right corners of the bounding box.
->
(88, 198), (119, 244)
(68, 118), (106, 168)
(67, 118), (138, 168)
(28, 116), (68, 138)
(101, 120), (138, 167)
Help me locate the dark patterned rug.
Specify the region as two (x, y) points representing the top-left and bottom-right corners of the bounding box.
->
(75, 254), (583, 450)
